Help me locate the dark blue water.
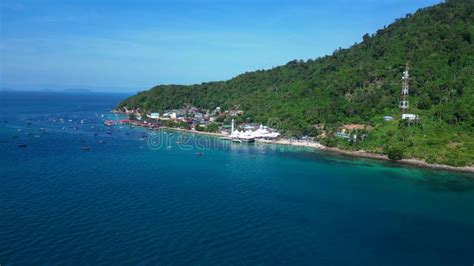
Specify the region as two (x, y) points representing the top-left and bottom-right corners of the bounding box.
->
(1, 91), (473, 265)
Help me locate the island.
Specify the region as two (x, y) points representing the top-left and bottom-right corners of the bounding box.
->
(115, 0), (474, 171)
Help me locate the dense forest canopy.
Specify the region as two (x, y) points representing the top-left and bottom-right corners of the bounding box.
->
(118, 0), (474, 166)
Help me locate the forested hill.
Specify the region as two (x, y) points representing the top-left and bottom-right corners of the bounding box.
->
(117, 0), (474, 166)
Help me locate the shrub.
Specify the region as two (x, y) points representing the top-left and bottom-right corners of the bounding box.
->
(385, 145), (405, 160)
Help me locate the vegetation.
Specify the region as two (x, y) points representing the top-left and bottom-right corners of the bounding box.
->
(117, 0), (474, 166)
(129, 113), (137, 121)
(385, 145), (405, 161)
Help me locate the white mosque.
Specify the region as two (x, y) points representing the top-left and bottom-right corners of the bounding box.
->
(227, 119), (280, 142)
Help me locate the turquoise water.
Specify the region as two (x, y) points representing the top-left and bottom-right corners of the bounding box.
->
(1, 91), (473, 265)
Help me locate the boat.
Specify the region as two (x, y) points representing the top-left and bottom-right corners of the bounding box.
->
(82, 146), (91, 151)
(104, 120), (115, 126)
(195, 152), (204, 157)
(240, 137), (255, 143)
(17, 144), (27, 148)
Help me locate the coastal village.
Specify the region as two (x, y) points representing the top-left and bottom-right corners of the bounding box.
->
(111, 65), (419, 146)
(112, 105), (281, 143)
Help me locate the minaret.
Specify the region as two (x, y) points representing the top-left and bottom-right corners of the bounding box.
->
(399, 65), (409, 112)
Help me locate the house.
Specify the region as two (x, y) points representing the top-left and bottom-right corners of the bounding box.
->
(149, 113), (160, 119)
(383, 116), (393, 121)
(194, 112), (204, 119)
(402, 114), (418, 121)
(335, 132), (350, 139)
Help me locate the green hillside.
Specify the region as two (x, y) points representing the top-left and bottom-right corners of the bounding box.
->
(117, 0), (474, 167)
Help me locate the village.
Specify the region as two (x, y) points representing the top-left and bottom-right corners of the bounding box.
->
(111, 105), (281, 143)
(110, 66), (419, 145)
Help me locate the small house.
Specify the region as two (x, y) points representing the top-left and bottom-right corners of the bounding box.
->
(149, 113), (160, 119)
(402, 114), (418, 121)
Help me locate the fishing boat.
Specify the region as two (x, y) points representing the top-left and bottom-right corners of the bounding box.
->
(104, 120), (115, 126)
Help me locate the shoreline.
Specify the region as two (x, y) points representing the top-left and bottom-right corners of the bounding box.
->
(265, 139), (474, 174)
(156, 126), (474, 174)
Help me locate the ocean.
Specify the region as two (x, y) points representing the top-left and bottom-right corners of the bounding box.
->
(1, 91), (473, 265)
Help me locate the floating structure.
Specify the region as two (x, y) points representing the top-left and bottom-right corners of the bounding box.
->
(104, 119), (159, 130)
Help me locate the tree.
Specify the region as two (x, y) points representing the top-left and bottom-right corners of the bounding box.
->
(385, 145), (405, 161)
(195, 125), (205, 132)
(461, 30), (471, 44)
(206, 123), (219, 132)
(417, 93), (432, 110)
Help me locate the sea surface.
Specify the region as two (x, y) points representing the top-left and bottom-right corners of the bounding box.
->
(1, 91), (473, 266)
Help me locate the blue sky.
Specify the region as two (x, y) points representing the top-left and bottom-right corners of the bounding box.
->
(1, 0), (439, 92)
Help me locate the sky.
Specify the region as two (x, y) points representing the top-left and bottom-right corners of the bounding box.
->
(0, 0), (440, 93)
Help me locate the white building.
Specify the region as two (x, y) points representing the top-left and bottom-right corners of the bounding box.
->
(402, 114), (418, 121)
(149, 113), (160, 119)
(229, 124), (280, 141)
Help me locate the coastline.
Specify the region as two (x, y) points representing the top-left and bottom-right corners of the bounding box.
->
(260, 139), (474, 174)
(156, 126), (474, 174)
